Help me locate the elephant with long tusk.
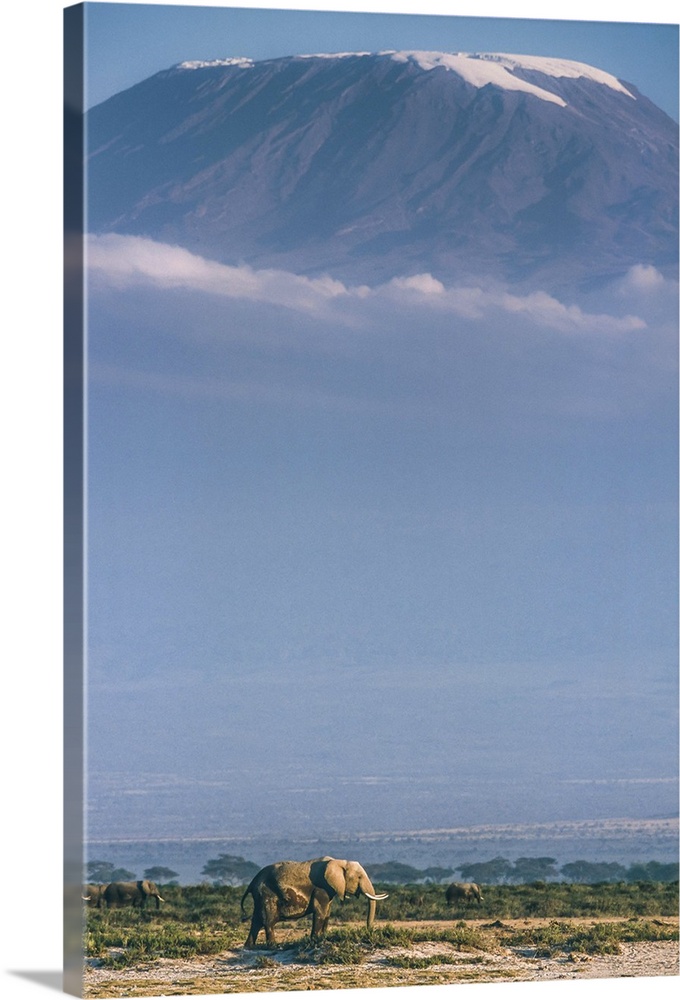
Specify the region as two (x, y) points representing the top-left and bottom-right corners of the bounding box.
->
(240, 856), (388, 947)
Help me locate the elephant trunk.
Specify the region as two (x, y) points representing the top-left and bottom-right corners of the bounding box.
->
(359, 874), (388, 930)
(366, 895), (377, 930)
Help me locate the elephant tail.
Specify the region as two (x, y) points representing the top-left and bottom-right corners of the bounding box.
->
(240, 882), (254, 922)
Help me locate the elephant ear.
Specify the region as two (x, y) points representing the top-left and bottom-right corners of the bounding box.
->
(323, 859), (347, 899)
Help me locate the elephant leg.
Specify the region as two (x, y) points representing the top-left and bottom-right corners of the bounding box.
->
(310, 889), (331, 941)
(245, 908), (264, 948)
(262, 890), (280, 947)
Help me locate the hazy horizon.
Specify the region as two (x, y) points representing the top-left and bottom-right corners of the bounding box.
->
(85, 816), (680, 886)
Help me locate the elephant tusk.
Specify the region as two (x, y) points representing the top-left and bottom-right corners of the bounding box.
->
(364, 891), (389, 900)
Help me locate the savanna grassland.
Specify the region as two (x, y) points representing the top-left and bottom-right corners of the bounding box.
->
(83, 881), (679, 996)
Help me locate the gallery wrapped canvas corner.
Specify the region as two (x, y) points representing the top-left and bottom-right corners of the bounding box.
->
(64, 2), (679, 997)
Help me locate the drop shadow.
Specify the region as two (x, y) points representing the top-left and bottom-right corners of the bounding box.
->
(9, 971), (63, 993)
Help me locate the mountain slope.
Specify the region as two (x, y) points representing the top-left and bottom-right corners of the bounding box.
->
(86, 51), (679, 289)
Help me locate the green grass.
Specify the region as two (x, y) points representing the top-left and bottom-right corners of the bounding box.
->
(86, 895), (245, 968)
(371, 880), (680, 921)
(294, 923), (487, 965)
(84, 880), (678, 968)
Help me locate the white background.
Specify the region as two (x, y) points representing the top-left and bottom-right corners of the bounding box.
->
(2, 2), (677, 999)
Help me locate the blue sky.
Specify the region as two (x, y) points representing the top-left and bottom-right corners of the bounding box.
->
(75, 2), (679, 843)
(82, 1), (679, 118)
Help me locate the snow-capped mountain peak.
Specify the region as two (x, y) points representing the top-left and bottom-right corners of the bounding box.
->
(175, 51), (635, 108)
(87, 50), (677, 291)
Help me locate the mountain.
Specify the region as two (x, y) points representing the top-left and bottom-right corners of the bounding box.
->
(86, 51), (678, 291)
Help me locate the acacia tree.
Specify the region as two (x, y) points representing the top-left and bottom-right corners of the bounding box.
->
(363, 862), (454, 884)
(86, 861), (135, 883)
(510, 857), (559, 883)
(457, 857), (514, 885)
(560, 861), (627, 883)
(144, 866), (180, 885)
(422, 866), (455, 884)
(365, 862), (423, 883)
(625, 861), (679, 882)
(201, 854), (260, 886)
(86, 860), (115, 884)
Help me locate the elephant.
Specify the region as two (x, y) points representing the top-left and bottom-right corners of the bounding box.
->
(240, 856), (388, 947)
(445, 881), (484, 905)
(82, 884), (106, 907)
(102, 879), (164, 910)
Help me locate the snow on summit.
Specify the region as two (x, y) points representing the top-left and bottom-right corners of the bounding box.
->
(175, 51), (635, 108)
(478, 53), (634, 95)
(178, 57), (254, 69)
(386, 51), (635, 106)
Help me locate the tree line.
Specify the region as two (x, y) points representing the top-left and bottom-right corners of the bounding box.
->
(87, 853), (679, 887)
(367, 857), (679, 885)
(86, 854), (260, 887)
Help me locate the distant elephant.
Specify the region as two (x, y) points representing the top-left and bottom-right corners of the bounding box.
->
(446, 881), (484, 905)
(103, 879), (164, 910)
(82, 884), (106, 907)
(240, 856), (388, 947)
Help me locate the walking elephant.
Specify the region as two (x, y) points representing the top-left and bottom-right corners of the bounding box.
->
(103, 879), (164, 910)
(240, 856), (388, 947)
(446, 881), (484, 905)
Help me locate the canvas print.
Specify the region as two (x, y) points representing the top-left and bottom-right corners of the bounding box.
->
(64, 2), (679, 996)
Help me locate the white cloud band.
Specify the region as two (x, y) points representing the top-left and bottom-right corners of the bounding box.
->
(87, 233), (649, 335)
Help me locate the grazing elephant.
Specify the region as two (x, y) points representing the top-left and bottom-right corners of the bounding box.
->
(82, 884), (106, 907)
(446, 882), (484, 905)
(240, 856), (388, 947)
(103, 879), (164, 910)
